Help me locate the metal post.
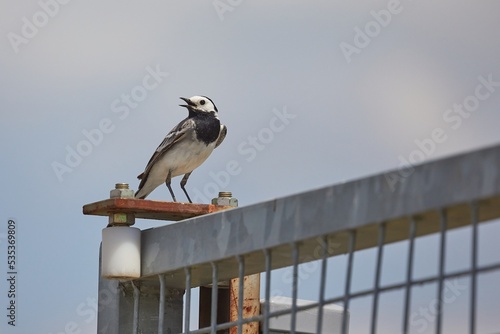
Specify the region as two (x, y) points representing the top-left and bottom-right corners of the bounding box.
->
(96, 183), (184, 334)
(229, 272), (260, 334)
(199, 285), (229, 332)
(97, 254), (184, 333)
(215, 192), (260, 334)
(97, 244), (121, 334)
(199, 192), (239, 332)
(131, 281), (140, 334)
(97, 183), (136, 334)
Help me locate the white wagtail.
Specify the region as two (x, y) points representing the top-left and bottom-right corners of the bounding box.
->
(135, 96), (227, 202)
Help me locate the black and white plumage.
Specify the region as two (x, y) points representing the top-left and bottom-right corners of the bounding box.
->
(135, 96), (227, 202)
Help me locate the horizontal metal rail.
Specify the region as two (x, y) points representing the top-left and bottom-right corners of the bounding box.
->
(141, 144), (500, 287)
(95, 143), (500, 333)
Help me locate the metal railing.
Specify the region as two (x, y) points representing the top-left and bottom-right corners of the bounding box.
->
(95, 144), (500, 333)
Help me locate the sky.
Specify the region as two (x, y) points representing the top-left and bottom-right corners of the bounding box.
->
(1, 0), (500, 333)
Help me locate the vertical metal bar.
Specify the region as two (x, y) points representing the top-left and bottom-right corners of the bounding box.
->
(290, 242), (299, 334)
(263, 249), (272, 334)
(470, 202), (479, 334)
(436, 209), (447, 334)
(402, 217), (417, 334)
(211, 262), (219, 334)
(342, 231), (356, 334)
(316, 236), (328, 334)
(158, 274), (166, 334)
(370, 223), (386, 334)
(184, 267), (192, 334)
(237, 256), (245, 334)
(131, 281), (140, 334)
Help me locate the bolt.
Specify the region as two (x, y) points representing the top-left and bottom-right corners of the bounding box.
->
(108, 183), (136, 226)
(212, 191), (238, 207)
(110, 183), (135, 199)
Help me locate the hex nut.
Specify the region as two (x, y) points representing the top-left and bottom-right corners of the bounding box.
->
(108, 213), (135, 226)
(110, 188), (135, 198)
(212, 196), (238, 207)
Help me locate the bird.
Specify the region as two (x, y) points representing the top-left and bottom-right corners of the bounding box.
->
(134, 96), (227, 202)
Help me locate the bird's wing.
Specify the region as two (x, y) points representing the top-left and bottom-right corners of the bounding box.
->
(215, 124), (227, 149)
(137, 118), (195, 180)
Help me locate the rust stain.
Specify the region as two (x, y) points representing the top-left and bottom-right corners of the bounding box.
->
(229, 275), (260, 334)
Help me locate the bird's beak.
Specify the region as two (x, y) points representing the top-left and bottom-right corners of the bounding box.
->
(179, 97), (196, 108)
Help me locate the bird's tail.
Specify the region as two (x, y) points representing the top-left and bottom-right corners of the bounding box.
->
(135, 187), (149, 199)
(135, 172), (148, 199)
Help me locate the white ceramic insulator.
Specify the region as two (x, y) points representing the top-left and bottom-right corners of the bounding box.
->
(101, 226), (141, 279)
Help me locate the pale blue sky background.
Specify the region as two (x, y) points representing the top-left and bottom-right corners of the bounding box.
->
(1, 1), (500, 333)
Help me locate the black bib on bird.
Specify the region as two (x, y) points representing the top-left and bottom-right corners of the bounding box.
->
(190, 110), (221, 145)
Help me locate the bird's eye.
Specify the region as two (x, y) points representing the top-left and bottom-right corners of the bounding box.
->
(200, 100), (206, 105)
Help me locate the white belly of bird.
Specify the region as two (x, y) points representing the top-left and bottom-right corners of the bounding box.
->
(147, 140), (216, 188)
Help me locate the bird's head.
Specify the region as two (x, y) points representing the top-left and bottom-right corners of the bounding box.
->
(180, 96), (218, 115)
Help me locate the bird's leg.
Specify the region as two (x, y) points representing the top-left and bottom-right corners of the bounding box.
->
(180, 172), (193, 203)
(165, 170), (177, 202)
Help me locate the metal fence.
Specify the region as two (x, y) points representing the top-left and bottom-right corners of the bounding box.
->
(95, 144), (500, 334)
